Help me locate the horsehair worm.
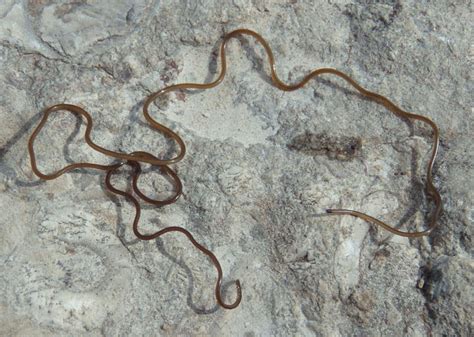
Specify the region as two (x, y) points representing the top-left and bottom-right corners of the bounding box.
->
(28, 28), (442, 311)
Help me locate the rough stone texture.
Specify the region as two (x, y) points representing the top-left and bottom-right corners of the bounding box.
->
(0, 1), (472, 336)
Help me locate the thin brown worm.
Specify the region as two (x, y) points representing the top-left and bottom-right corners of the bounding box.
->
(28, 28), (443, 313)
(144, 28), (442, 238)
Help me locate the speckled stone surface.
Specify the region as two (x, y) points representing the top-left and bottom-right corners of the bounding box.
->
(0, 1), (472, 336)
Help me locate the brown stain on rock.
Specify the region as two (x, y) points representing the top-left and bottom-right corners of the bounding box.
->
(288, 132), (362, 161)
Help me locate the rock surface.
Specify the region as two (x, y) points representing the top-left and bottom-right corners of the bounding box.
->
(0, 0), (472, 336)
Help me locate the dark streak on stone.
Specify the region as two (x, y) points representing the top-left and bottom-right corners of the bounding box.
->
(288, 132), (362, 161)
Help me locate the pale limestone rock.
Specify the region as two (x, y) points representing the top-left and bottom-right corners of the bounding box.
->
(0, 0), (472, 336)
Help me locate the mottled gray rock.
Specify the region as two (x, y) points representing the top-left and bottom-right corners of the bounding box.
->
(0, 0), (472, 336)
